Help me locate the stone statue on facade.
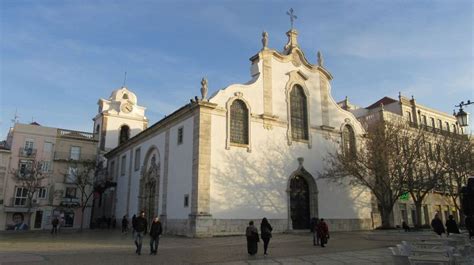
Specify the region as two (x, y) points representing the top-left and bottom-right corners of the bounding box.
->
(200, 78), (208, 101)
(262, 31), (268, 49)
(317, 51), (324, 66)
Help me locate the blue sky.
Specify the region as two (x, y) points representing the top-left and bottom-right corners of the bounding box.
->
(1, 0), (473, 139)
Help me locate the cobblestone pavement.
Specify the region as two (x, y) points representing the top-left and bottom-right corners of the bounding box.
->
(0, 229), (423, 265)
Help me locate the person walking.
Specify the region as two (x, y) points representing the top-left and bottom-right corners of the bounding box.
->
(431, 213), (445, 236)
(465, 215), (474, 239)
(317, 218), (329, 247)
(134, 211), (148, 255)
(445, 215), (460, 235)
(310, 217), (320, 246)
(260, 218), (273, 256)
(122, 215), (129, 233)
(245, 221), (259, 256)
(51, 217), (59, 235)
(149, 217), (163, 255)
(131, 214), (137, 236)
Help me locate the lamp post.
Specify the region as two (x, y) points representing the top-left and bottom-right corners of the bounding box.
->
(454, 100), (473, 127)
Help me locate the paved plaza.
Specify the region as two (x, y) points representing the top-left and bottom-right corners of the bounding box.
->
(0, 229), (442, 265)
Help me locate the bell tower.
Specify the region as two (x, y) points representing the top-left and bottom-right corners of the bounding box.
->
(93, 86), (148, 152)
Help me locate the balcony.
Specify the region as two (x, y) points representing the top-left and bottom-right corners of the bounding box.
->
(61, 197), (80, 207)
(53, 151), (96, 162)
(18, 147), (37, 158)
(57, 129), (97, 141)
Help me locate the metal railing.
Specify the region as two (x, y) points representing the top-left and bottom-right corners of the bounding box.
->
(57, 129), (95, 140)
(18, 147), (37, 158)
(53, 151), (96, 161)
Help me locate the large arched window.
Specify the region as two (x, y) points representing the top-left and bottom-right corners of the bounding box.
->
(290, 85), (309, 140)
(230, 99), (249, 145)
(119, 125), (130, 144)
(342, 125), (356, 157)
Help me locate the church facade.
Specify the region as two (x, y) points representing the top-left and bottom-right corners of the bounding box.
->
(101, 29), (374, 237)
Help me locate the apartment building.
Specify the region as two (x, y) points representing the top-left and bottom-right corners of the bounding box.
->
(1, 123), (97, 230)
(339, 93), (464, 228)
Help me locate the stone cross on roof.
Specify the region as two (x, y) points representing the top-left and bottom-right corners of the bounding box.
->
(286, 8), (297, 29)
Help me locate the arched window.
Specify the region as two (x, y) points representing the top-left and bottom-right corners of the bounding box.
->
(123, 93), (129, 100)
(290, 85), (309, 140)
(95, 124), (100, 133)
(342, 125), (356, 157)
(230, 100), (249, 145)
(119, 125), (130, 144)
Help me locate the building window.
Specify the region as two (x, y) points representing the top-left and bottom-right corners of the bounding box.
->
(24, 139), (34, 150)
(430, 117), (435, 128)
(121, 155), (126, 176)
(184, 194), (189, 207)
(177, 127), (184, 145)
(96, 124), (100, 133)
(65, 187), (77, 198)
(134, 148), (141, 171)
(38, 188), (47, 199)
(230, 99), (249, 145)
(123, 93), (129, 99)
(438, 119), (442, 129)
(342, 125), (356, 157)
(40, 161), (51, 173)
(18, 160), (33, 177)
(119, 125), (130, 144)
(290, 85), (309, 141)
(405, 111), (412, 122)
(66, 167), (77, 183)
(422, 115), (427, 126)
(14, 187), (28, 206)
(110, 161), (115, 178)
(70, 146), (81, 160)
(445, 122), (450, 132)
(451, 124), (456, 133)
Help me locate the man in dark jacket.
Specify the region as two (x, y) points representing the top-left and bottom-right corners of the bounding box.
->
(134, 211), (148, 255)
(431, 213), (445, 236)
(149, 217), (163, 255)
(445, 215), (460, 235)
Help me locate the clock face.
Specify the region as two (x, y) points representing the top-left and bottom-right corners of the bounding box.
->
(121, 103), (133, 113)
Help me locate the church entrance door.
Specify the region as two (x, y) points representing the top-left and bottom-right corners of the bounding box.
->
(290, 175), (310, 230)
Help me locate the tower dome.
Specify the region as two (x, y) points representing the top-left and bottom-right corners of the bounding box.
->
(109, 86), (138, 104)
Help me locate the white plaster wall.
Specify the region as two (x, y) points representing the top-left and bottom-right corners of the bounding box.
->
(104, 117), (145, 150)
(166, 117), (194, 219)
(208, 50), (371, 221)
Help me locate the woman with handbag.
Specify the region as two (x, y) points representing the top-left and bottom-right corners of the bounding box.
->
(245, 221), (259, 255)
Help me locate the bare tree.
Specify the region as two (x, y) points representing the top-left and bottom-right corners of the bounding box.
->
(403, 128), (448, 228)
(67, 160), (96, 231)
(440, 133), (474, 221)
(319, 121), (417, 228)
(11, 160), (46, 229)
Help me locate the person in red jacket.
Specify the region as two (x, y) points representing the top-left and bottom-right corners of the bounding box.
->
(317, 218), (329, 247)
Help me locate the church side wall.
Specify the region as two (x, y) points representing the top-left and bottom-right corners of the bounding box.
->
(166, 117), (194, 219)
(112, 116), (194, 236)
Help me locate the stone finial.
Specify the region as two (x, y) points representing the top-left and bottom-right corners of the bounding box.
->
(283, 29), (299, 54)
(317, 50), (324, 66)
(200, 78), (208, 101)
(380, 102), (384, 110)
(262, 31), (268, 49)
(297, 157), (304, 167)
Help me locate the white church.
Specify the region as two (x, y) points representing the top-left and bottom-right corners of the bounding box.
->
(93, 27), (374, 237)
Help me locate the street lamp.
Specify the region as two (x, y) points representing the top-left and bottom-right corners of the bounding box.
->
(454, 100), (473, 127)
